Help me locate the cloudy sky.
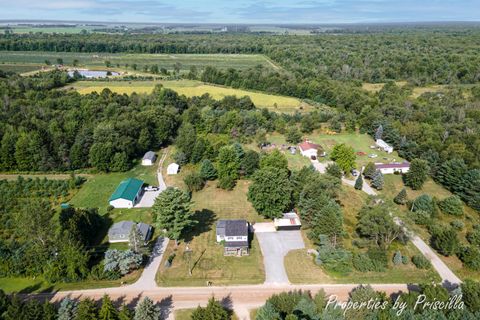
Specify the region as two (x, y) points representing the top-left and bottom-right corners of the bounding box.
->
(0, 0), (479, 24)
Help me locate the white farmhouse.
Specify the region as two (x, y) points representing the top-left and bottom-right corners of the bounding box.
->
(141, 151), (156, 166)
(376, 139), (394, 153)
(167, 163), (180, 175)
(375, 162), (410, 174)
(216, 220), (249, 256)
(108, 178), (144, 208)
(298, 140), (324, 158)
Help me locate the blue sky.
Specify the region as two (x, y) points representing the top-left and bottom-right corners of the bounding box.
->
(0, 0), (479, 24)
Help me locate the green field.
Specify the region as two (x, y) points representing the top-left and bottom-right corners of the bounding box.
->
(71, 80), (313, 113)
(0, 51), (273, 72)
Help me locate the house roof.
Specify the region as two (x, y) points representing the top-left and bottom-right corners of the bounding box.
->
(375, 162), (410, 169)
(167, 163), (179, 173)
(225, 241), (249, 248)
(109, 178), (144, 202)
(274, 212), (302, 227)
(216, 219), (248, 237)
(142, 151), (156, 161)
(108, 220), (152, 241)
(298, 140), (320, 151)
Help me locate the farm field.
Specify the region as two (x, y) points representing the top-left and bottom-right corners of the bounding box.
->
(0, 63), (46, 73)
(0, 51), (273, 72)
(71, 79), (313, 113)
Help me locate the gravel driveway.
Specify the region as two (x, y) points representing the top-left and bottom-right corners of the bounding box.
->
(256, 230), (305, 284)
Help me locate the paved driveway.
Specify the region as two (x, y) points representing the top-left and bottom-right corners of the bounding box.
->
(256, 230), (305, 285)
(135, 190), (161, 208)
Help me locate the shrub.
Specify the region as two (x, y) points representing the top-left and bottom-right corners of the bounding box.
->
(467, 227), (480, 246)
(183, 172), (205, 192)
(412, 255), (431, 269)
(352, 253), (375, 272)
(411, 194), (434, 214)
(315, 246), (352, 275)
(393, 251), (402, 265)
(409, 209), (431, 225)
(325, 163), (343, 179)
(394, 188), (408, 205)
(450, 220), (464, 231)
(458, 247), (480, 271)
(438, 196), (463, 216)
(199, 159), (217, 180)
(430, 228), (459, 256)
(367, 247), (388, 271)
(401, 255), (409, 265)
(217, 175), (236, 190)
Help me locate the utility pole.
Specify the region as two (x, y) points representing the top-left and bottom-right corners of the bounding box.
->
(184, 243), (193, 276)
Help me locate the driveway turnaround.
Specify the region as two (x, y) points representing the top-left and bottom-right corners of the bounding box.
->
(255, 230), (305, 284)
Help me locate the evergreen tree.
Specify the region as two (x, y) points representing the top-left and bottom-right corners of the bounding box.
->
(354, 174), (363, 190)
(99, 295), (118, 320)
(256, 302), (280, 320)
(325, 163), (342, 179)
(152, 187), (195, 244)
(241, 150), (260, 177)
(118, 305), (134, 320)
(371, 170), (384, 190)
(133, 297), (160, 320)
(3, 296), (24, 320)
(430, 228), (459, 256)
(363, 162), (376, 179)
(404, 159), (429, 190)
(438, 195), (463, 216)
(375, 124), (383, 140)
(191, 297), (229, 320)
(393, 251), (402, 265)
(199, 159), (217, 180)
(58, 297), (78, 320)
(217, 145), (240, 189)
(128, 224), (145, 253)
(43, 300), (57, 320)
(330, 143), (356, 174)
(394, 188), (408, 205)
(76, 298), (98, 320)
(183, 172), (206, 192)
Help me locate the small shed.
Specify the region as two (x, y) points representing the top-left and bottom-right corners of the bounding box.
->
(376, 139), (393, 154)
(141, 151), (157, 166)
(109, 178), (144, 208)
(167, 163), (180, 175)
(274, 212), (302, 230)
(108, 220), (153, 243)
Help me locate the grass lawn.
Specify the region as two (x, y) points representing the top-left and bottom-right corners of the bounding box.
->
(0, 63), (44, 73)
(156, 179), (266, 286)
(71, 80), (313, 114)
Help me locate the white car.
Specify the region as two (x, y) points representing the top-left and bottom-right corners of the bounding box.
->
(144, 186), (159, 191)
(368, 153), (378, 158)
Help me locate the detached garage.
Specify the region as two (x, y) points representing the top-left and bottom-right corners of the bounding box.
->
(109, 178), (144, 208)
(274, 212), (302, 230)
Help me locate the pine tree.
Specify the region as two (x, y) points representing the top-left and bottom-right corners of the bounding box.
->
(371, 170), (384, 190)
(58, 297), (78, 320)
(404, 159), (429, 190)
(363, 162), (376, 179)
(43, 300), (57, 320)
(354, 174), (363, 190)
(375, 124), (383, 140)
(3, 296), (24, 320)
(76, 298), (98, 320)
(99, 295), (118, 320)
(118, 305), (134, 320)
(394, 188), (408, 205)
(191, 297), (229, 320)
(199, 159), (217, 180)
(133, 297), (161, 320)
(393, 251), (403, 265)
(153, 187), (195, 244)
(128, 224), (144, 253)
(256, 302), (280, 320)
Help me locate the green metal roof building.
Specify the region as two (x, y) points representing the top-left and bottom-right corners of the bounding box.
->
(109, 178), (144, 208)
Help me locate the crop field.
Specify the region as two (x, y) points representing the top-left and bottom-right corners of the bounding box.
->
(71, 79), (313, 113)
(0, 51), (273, 71)
(0, 63), (45, 73)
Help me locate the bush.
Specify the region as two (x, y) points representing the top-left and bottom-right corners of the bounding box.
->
(393, 251), (402, 265)
(325, 163), (343, 179)
(458, 247), (480, 271)
(412, 255), (431, 269)
(430, 228), (459, 256)
(401, 255), (409, 265)
(438, 196), (463, 216)
(199, 159), (217, 180)
(409, 209), (431, 225)
(394, 188), (408, 205)
(217, 175), (236, 190)
(467, 228), (480, 246)
(411, 194), (434, 214)
(450, 220), (464, 231)
(367, 247), (388, 271)
(315, 246), (352, 275)
(352, 253), (375, 272)
(173, 151), (188, 165)
(183, 172), (205, 192)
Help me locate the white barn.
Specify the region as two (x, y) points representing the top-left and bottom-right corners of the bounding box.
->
(141, 151), (156, 166)
(109, 178), (144, 208)
(376, 139), (393, 154)
(167, 163), (180, 175)
(298, 140), (324, 158)
(375, 162), (410, 174)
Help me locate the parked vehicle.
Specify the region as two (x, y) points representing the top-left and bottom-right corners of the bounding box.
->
(351, 169), (359, 176)
(369, 153), (378, 158)
(144, 186), (159, 191)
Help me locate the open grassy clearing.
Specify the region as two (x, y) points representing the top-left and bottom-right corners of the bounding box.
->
(71, 79), (313, 113)
(0, 51), (272, 71)
(0, 173), (92, 181)
(284, 185), (441, 284)
(0, 63), (46, 73)
(362, 81), (474, 99)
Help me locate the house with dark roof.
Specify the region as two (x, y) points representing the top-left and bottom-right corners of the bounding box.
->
(375, 162), (410, 174)
(109, 178), (144, 208)
(141, 151), (157, 166)
(108, 220), (153, 243)
(216, 219), (249, 256)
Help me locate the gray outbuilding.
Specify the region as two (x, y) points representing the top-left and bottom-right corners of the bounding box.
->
(108, 220), (153, 243)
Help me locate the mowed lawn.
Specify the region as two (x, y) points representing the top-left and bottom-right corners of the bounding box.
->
(0, 51), (272, 71)
(71, 80), (313, 113)
(157, 164), (266, 286)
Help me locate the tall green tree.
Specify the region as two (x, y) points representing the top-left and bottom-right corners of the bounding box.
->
(247, 167), (292, 219)
(394, 188), (408, 205)
(58, 297), (78, 320)
(191, 297), (229, 320)
(76, 298), (98, 320)
(153, 187), (195, 244)
(371, 170), (384, 190)
(354, 174), (363, 190)
(217, 145), (240, 190)
(363, 162), (376, 179)
(199, 159), (217, 180)
(99, 295), (118, 320)
(133, 297), (160, 320)
(260, 149), (288, 170)
(330, 143), (356, 173)
(129, 224), (145, 253)
(404, 159), (429, 190)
